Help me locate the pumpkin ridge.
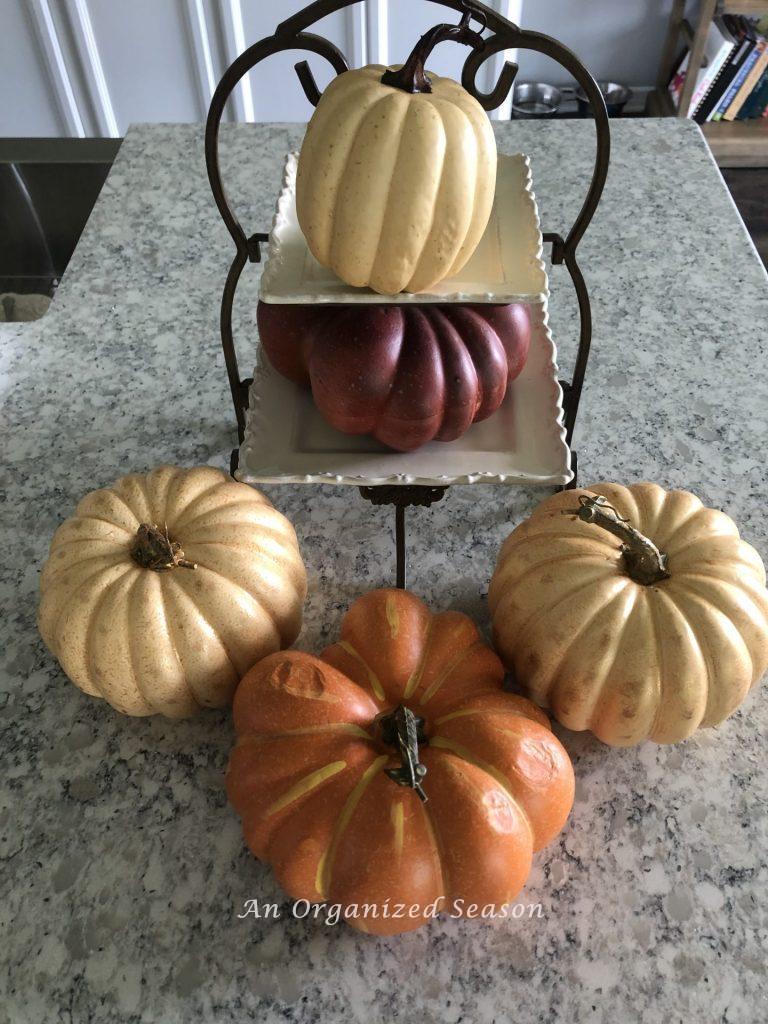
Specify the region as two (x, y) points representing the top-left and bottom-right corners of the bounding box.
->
(428, 738), (535, 847)
(418, 641), (486, 707)
(237, 723), (374, 742)
(492, 569), (616, 655)
(87, 571), (154, 714)
(668, 571), (768, 625)
(41, 550), (126, 586)
(662, 528), (746, 562)
(434, 705), (542, 727)
(317, 754), (389, 900)
(126, 571), (188, 714)
(162, 573), (241, 687)
(536, 584), (637, 708)
(79, 488), (141, 530)
(444, 101), (494, 277)
(42, 564), (132, 694)
(330, 641), (387, 703)
(367, 99), (437, 292)
(181, 537), (302, 586)
(499, 526), (621, 558)
(112, 473), (155, 524)
(649, 587), (719, 735)
(144, 466), (182, 524)
(643, 586), (712, 740)
(563, 589), (648, 739)
(489, 550), (615, 605)
(48, 561), (134, 655)
(446, 305), (507, 419)
(267, 760), (348, 817)
(433, 306), (480, 437)
(630, 482), (668, 540)
(403, 620), (433, 699)
(334, 93), (411, 286)
(70, 513), (135, 536)
(146, 564), (193, 711)
(297, 81), (384, 258)
(417, 786), (448, 900)
(669, 547), (766, 580)
(171, 495), (272, 534)
(166, 478), (229, 527)
(405, 104), (465, 289)
(650, 501), (706, 551)
(661, 582), (755, 727)
(642, 587), (675, 744)
(179, 557), (282, 644)
(160, 466), (212, 524)
(395, 307), (444, 424)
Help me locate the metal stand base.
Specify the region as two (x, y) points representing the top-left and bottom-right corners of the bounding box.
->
(359, 485), (449, 589)
(230, 446), (578, 589)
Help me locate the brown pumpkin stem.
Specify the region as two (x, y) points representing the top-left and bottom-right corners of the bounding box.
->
(380, 8), (485, 94)
(562, 494), (670, 586)
(376, 705), (428, 802)
(130, 523), (197, 572)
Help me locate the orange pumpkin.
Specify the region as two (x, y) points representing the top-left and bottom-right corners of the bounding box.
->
(227, 588), (574, 935)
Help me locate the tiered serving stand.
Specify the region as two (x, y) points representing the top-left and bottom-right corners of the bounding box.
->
(204, 0), (610, 586)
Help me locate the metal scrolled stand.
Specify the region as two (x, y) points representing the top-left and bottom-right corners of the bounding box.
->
(205, 0), (610, 589)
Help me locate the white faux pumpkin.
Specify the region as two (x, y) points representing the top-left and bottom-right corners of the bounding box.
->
(296, 17), (496, 295)
(38, 466), (307, 718)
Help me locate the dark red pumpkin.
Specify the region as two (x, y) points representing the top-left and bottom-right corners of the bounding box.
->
(257, 301), (531, 452)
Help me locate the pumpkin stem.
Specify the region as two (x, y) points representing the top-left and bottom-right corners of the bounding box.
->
(130, 523), (197, 572)
(375, 705), (428, 802)
(562, 494), (670, 586)
(380, 8), (485, 95)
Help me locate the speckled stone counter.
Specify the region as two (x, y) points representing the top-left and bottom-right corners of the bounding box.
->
(2, 120), (767, 1024)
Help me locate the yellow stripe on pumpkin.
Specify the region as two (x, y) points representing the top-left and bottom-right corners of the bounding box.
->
(418, 643), (478, 706)
(385, 594), (399, 639)
(267, 760), (347, 816)
(337, 641), (386, 702)
(428, 736), (534, 844)
(315, 755), (389, 899)
(434, 707), (530, 726)
(403, 621), (433, 699)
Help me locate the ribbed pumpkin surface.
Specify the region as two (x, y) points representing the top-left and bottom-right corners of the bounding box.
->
(257, 301), (530, 451)
(227, 589), (574, 934)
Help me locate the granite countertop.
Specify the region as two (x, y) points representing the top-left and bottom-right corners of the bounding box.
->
(2, 119), (767, 1024)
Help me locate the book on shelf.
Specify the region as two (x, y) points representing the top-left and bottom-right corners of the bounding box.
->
(697, 16), (756, 123)
(710, 17), (760, 120)
(738, 67), (768, 119)
(671, 16), (737, 113)
(725, 43), (768, 119)
(668, 17), (736, 116)
(669, 14), (768, 123)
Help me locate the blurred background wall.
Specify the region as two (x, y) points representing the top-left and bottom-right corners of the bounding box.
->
(0, 0), (673, 135)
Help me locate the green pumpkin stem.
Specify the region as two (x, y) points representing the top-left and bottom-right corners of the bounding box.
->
(562, 494), (670, 586)
(130, 523), (197, 572)
(381, 9), (484, 95)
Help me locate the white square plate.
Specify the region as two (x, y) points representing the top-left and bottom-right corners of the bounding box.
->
(259, 152), (549, 305)
(237, 300), (572, 487)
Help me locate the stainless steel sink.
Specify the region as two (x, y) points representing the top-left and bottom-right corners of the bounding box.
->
(0, 137), (122, 320)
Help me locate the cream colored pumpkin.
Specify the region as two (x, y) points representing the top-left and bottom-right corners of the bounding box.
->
(296, 55), (496, 295)
(38, 465), (307, 718)
(489, 483), (768, 746)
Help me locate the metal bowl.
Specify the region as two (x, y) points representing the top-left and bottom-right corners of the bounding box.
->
(575, 81), (633, 117)
(511, 82), (563, 119)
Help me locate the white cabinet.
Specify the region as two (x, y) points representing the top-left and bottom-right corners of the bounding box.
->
(1, 0), (666, 136)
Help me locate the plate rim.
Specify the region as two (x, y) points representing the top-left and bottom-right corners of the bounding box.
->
(258, 151), (550, 306)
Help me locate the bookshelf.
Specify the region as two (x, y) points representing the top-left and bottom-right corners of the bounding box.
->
(649, 0), (768, 166)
